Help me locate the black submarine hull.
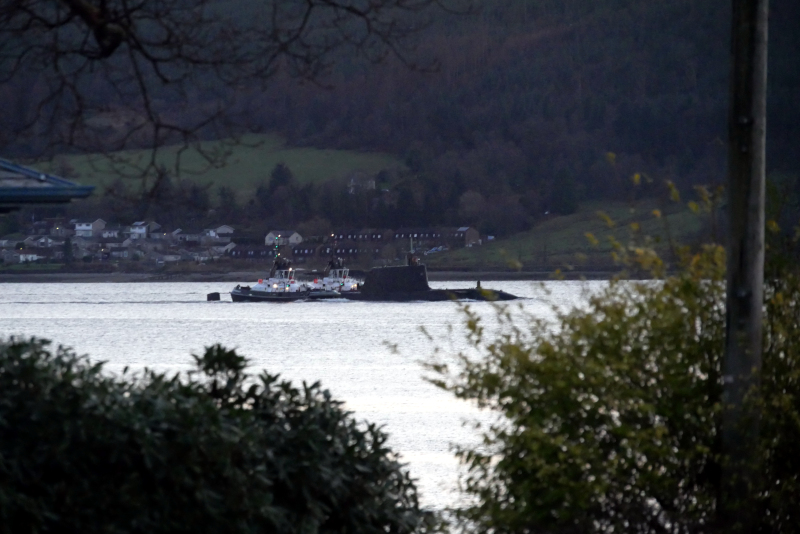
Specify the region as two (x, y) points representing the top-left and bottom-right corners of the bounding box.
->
(339, 288), (518, 301)
(345, 264), (519, 301)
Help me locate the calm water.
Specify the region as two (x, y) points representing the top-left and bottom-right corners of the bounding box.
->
(0, 279), (599, 509)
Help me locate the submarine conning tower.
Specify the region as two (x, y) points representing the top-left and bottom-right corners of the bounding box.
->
(360, 265), (430, 296)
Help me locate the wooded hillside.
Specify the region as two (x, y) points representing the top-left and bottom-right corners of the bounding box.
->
(3, 0), (797, 235)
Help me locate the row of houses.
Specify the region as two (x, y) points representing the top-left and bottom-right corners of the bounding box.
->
(33, 218), (236, 243)
(0, 232), (238, 264)
(30, 219), (481, 247)
(5, 219), (483, 265)
(329, 227), (480, 246)
(232, 226), (483, 263)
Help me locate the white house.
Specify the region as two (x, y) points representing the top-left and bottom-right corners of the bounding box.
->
(16, 249), (43, 263)
(74, 219), (106, 238)
(99, 237), (133, 259)
(27, 236), (61, 248)
(101, 225), (123, 239)
(203, 225), (234, 238)
(173, 228), (202, 243)
(202, 225), (234, 243)
(265, 230), (302, 246)
(128, 221), (161, 240)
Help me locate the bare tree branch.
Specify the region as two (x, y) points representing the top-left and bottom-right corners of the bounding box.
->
(0, 0), (467, 190)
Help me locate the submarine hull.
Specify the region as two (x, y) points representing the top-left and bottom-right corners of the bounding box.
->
(348, 265), (519, 301)
(341, 288), (518, 301)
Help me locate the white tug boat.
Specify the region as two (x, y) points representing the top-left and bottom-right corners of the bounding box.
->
(307, 257), (360, 293)
(230, 257), (355, 302)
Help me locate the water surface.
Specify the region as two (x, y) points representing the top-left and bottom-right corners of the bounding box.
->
(0, 279), (599, 509)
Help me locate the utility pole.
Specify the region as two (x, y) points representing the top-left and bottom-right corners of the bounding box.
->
(720, 0), (769, 530)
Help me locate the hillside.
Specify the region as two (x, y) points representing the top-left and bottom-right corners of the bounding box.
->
(4, 0), (797, 240)
(424, 199), (713, 272)
(44, 134), (403, 197)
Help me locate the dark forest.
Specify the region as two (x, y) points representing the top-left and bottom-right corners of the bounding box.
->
(2, 0), (798, 236)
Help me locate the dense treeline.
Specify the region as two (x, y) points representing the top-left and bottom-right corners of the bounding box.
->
(246, 0), (796, 198)
(2, 0), (798, 235)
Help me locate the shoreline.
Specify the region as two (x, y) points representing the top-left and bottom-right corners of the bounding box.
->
(0, 269), (620, 283)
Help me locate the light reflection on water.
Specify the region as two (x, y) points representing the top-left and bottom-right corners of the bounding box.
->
(0, 279), (601, 509)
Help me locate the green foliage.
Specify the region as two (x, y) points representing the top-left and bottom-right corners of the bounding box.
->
(550, 170), (579, 215)
(424, 198), (704, 272)
(269, 163), (295, 193)
(0, 340), (436, 534)
(427, 248), (800, 533)
(42, 134), (403, 194)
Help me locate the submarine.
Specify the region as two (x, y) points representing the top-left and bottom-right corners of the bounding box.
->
(223, 255), (520, 302)
(341, 263), (519, 302)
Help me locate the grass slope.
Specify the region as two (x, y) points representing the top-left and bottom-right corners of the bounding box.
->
(46, 134), (404, 194)
(425, 199), (715, 272)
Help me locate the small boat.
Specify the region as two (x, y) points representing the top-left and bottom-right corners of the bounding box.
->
(230, 258), (340, 302)
(306, 257), (360, 293)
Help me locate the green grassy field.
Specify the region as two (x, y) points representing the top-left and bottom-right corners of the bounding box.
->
(43, 134), (404, 195)
(425, 199), (717, 272)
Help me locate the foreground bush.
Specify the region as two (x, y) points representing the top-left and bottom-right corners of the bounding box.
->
(0, 340), (435, 534)
(428, 246), (800, 533)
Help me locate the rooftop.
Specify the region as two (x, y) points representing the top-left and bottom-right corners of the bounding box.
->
(0, 158), (94, 213)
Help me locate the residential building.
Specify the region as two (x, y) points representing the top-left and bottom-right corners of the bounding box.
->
(172, 228), (202, 244)
(449, 226), (481, 247)
(230, 245), (274, 261)
(15, 249), (44, 263)
(209, 242), (236, 257)
(265, 230), (302, 246)
(128, 221), (161, 240)
(204, 225), (234, 241)
(393, 226), (480, 248)
(290, 244), (324, 263)
(101, 225), (124, 239)
(331, 229), (390, 242)
(25, 236), (62, 249)
(326, 241), (382, 261)
(74, 219), (106, 237)
(99, 237), (133, 259)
